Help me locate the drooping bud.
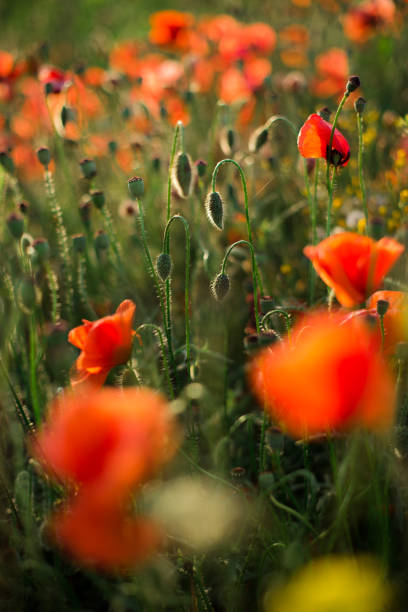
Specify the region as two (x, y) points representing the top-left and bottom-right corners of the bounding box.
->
(172, 152), (195, 199)
(211, 272), (230, 301)
(205, 191), (224, 231)
(90, 190), (105, 209)
(318, 107), (331, 121)
(32, 238), (50, 264)
(128, 176), (145, 199)
(346, 75), (360, 93)
(249, 125), (268, 153)
(156, 253), (172, 282)
(0, 151), (15, 173)
(6, 213), (24, 239)
(195, 159), (207, 178)
(376, 299), (389, 317)
(36, 147), (51, 168)
(79, 158), (97, 179)
(94, 230), (109, 252)
(72, 233), (86, 253)
(354, 97), (367, 115)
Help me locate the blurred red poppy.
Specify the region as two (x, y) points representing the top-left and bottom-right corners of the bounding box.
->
(68, 299), (136, 387)
(249, 312), (396, 438)
(298, 113), (350, 166)
(149, 11), (194, 51)
(343, 0), (395, 43)
(38, 65), (70, 94)
(304, 233), (404, 307)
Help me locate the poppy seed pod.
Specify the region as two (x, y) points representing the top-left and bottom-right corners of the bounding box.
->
(0, 151), (15, 174)
(36, 147), (52, 168)
(318, 107), (331, 121)
(128, 176), (145, 199)
(172, 152), (194, 199)
(79, 158), (97, 179)
(354, 97), (367, 115)
(211, 273), (230, 301)
(6, 213), (24, 239)
(249, 125), (268, 153)
(94, 230), (109, 252)
(90, 190), (105, 209)
(346, 75), (361, 93)
(205, 191), (224, 231)
(72, 234), (87, 253)
(376, 299), (389, 317)
(32, 238), (50, 263)
(156, 253), (172, 282)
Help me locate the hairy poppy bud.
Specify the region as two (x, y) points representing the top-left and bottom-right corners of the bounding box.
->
(376, 299), (389, 317)
(6, 213), (24, 239)
(36, 147), (51, 168)
(32, 238), (50, 264)
(211, 273), (230, 301)
(79, 158), (97, 179)
(195, 159), (207, 178)
(205, 191), (224, 231)
(346, 75), (360, 93)
(128, 176), (145, 199)
(318, 107), (331, 121)
(94, 230), (109, 252)
(354, 97), (367, 115)
(249, 125), (268, 153)
(0, 151), (15, 174)
(172, 152), (194, 199)
(90, 190), (105, 209)
(72, 233), (86, 253)
(156, 253), (172, 282)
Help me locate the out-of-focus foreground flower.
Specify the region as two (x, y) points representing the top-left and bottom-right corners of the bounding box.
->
(304, 233), (404, 307)
(31, 386), (177, 569)
(297, 113), (350, 166)
(264, 555), (391, 612)
(249, 312), (396, 439)
(68, 299), (137, 387)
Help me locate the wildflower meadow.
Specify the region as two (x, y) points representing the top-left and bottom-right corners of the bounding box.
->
(2, 0), (408, 609)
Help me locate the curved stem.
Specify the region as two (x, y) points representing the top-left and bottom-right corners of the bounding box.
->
(163, 214), (191, 372)
(135, 323), (174, 399)
(167, 122), (182, 223)
(261, 309), (291, 336)
(265, 114), (298, 138)
(221, 239), (261, 334)
(357, 113), (369, 235)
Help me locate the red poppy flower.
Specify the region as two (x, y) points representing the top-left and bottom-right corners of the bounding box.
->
(249, 312), (395, 439)
(149, 11), (194, 51)
(304, 233), (404, 307)
(297, 113), (350, 166)
(38, 65), (70, 94)
(343, 0), (395, 43)
(311, 48), (349, 98)
(68, 299), (136, 387)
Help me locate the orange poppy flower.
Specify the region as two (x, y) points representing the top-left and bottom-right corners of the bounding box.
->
(344, 290), (408, 354)
(311, 48), (349, 98)
(149, 11), (194, 51)
(304, 233), (404, 307)
(297, 113), (350, 166)
(51, 494), (161, 571)
(343, 0), (395, 43)
(249, 312), (395, 438)
(68, 299), (136, 387)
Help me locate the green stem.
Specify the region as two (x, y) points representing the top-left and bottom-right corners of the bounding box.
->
(357, 113), (369, 235)
(135, 323), (175, 399)
(261, 309), (291, 336)
(221, 239), (261, 334)
(326, 167), (337, 237)
(163, 215), (191, 372)
(44, 262), (60, 324)
(326, 90), (349, 236)
(308, 159), (319, 304)
(167, 122), (182, 223)
(29, 317), (41, 425)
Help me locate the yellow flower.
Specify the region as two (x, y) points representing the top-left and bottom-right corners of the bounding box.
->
(264, 556), (391, 612)
(280, 264), (292, 275)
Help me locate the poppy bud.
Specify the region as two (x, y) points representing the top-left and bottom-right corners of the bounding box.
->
(211, 273), (230, 301)
(90, 190), (105, 209)
(369, 217), (385, 240)
(249, 125), (268, 153)
(44, 82), (54, 96)
(61, 105), (76, 127)
(32, 238), (50, 263)
(79, 158), (97, 179)
(376, 299), (389, 317)
(6, 213), (24, 239)
(205, 191), (224, 231)
(36, 147), (51, 167)
(172, 152), (194, 199)
(152, 157), (161, 172)
(128, 176), (145, 199)
(354, 97), (367, 115)
(0, 151), (15, 174)
(122, 106), (132, 121)
(227, 128), (236, 150)
(318, 107), (331, 121)
(195, 159), (207, 178)
(72, 233), (86, 253)
(156, 253), (172, 282)
(18, 277), (37, 313)
(108, 140), (117, 154)
(346, 75), (360, 93)
(94, 230), (109, 252)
